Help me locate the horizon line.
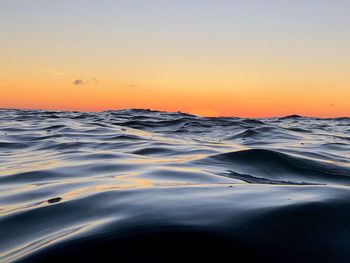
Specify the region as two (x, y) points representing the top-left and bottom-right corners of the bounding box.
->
(1, 107), (349, 119)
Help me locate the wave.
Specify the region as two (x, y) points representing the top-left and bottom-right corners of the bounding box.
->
(1, 109), (350, 262)
(204, 149), (350, 185)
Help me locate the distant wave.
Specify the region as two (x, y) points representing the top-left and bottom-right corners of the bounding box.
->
(1, 109), (350, 262)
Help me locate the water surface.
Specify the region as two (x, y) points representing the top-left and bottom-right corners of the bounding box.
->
(1, 109), (350, 262)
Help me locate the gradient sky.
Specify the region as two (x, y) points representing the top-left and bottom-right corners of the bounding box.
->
(1, 0), (349, 117)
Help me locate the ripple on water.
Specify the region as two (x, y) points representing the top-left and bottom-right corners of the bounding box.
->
(1, 109), (350, 262)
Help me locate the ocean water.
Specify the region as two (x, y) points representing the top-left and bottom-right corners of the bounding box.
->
(1, 109), (350, 262)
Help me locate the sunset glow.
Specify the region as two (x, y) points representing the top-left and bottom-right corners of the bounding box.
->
(1, 0), (349, 117)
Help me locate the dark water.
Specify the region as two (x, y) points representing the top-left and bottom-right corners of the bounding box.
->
(1, 109), (350, 262)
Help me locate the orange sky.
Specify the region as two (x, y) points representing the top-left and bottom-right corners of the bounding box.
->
(1, 1), (349, 117)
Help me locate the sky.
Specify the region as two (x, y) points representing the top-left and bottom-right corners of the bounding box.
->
(1, 0), (349, 117)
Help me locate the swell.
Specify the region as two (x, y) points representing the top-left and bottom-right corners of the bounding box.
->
(1, 109), (350, 262)
(203, 149), (350, 185)
(3, 185), (350, 262)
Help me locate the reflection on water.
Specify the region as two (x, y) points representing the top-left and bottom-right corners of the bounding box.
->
(1, 109), (350, 262)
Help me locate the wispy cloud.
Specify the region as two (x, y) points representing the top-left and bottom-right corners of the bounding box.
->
(73, 79), (88, 85)
(40, 68), (98, 86)
(73, 78), (99, 86)
(323, 100), (335, 107)
(40, 69), (68, 76)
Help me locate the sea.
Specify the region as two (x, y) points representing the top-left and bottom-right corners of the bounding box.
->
(1, 109), (350, 262)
